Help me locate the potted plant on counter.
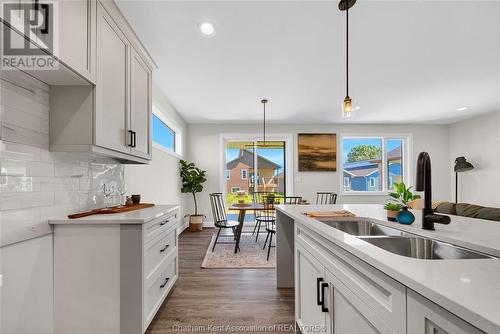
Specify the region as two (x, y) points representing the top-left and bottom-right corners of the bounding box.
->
(384, 182), (421, 222)
(180, 160), (207, 232)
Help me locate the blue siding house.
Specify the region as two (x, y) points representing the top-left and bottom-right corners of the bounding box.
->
(343, 147), (402, 191)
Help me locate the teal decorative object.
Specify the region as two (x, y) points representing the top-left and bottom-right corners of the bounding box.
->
(396, 207), (415, 225)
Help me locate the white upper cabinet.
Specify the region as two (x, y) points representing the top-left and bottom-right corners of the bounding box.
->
(55, 0), (97, 83)
(129, 48), (152, 159)
(95, 1), (130, 154)
(48, 0), (155, 164)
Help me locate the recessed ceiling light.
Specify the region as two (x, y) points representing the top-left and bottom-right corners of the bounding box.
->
(199, 22), (215, 36)
(456, 106), (468, 111)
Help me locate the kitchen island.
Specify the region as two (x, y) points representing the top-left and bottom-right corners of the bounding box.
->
(276, 204), (500, 334)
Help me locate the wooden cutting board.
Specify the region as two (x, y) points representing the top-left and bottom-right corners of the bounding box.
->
(304, 210), (356, 218)
(68, 203), (155, 219)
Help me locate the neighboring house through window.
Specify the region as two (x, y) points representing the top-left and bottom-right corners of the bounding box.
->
(241, 169), (248, 180)
(341, 135), (408, 193)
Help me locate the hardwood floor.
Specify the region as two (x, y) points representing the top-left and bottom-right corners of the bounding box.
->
(146, 228), (295, 334)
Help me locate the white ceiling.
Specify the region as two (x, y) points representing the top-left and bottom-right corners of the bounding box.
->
(117, 1), (500, 124)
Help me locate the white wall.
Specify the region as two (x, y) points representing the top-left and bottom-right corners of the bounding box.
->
(449, 111), (500, 207)
(185, 123), (451, 220)
(125, 83), (188, 229)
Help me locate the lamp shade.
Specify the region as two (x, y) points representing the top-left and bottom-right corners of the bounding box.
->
(454, 157), (474, 172)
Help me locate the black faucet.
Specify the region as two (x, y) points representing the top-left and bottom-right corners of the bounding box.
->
(415, 152), (451, 230)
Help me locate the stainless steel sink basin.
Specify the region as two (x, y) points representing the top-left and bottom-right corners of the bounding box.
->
(317, 219), (405, 237)
(359, 236), (493, 260)
(317, 218), (494, 260)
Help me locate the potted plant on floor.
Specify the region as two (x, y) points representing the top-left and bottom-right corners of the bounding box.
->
(180, 160), (207, 232)
(384, 182), (421, 222)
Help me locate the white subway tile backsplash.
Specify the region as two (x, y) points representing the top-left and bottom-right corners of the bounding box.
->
(0, 74), (125, 246)
(0, 176), (41, 192)
(0, 191), (54, 210)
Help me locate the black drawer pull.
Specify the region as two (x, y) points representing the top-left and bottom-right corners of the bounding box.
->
(128, 130), (134, 147)
(160, 219), (170, 226)
(321, 282), (329, 312)
(160, 277), (170, 289)
(316, 277), (323, 306)
(160, 244), (170, 253)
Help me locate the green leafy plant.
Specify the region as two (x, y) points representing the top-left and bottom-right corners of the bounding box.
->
(384, 202), (403, 211)
(347, 145), (382, 163)
(387, 182), (421, 207)
(180, 160), (207, 215)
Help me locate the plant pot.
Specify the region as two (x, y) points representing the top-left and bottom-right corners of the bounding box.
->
(189, 214), (204, 232)
(386, 209), (400, 222)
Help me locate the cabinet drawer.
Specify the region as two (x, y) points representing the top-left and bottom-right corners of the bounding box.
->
(296, 225), (406, 334)
(144, 227), (177, 280)
(144, 256), (177, 326)
(144, 212), (177, 242)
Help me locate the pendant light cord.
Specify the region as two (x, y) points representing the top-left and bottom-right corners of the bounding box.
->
(263, 101), (266, 144)
(346, 2), (349, 97)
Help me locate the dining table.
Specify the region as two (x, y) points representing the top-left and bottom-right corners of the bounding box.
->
(228, 202), (272, 254)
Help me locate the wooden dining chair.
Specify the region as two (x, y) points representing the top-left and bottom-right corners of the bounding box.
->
(209, 193), (240, 252)
(316, 192), (338, 205)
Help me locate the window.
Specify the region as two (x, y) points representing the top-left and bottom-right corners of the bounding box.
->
(241, 169), (248, 180)
(343, 177), (351, 190)
(152, 114), (175, 152)
(231, 187), (241, 193)
(152, 104), (182, 155)
(341, 135), (408, 193)
(369, 177), (376, 188)
(225, 170), (231, 180)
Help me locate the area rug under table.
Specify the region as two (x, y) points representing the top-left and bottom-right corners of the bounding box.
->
(201, 233), (276, 269)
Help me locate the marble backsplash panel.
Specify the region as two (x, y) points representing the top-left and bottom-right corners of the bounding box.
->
(0, 72), (125, 246)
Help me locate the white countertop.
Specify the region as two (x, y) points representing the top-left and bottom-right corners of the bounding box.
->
(49, 205), (179, 225)
(276, 204), (500, 334)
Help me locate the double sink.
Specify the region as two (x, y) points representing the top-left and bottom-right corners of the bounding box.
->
(317, 219), (493, 260)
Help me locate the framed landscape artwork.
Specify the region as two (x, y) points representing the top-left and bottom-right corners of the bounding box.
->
(298, 133), (337, 171)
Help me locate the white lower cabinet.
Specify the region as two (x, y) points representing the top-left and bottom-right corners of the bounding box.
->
(295, 243), (328, 334)
(407, 290), (485, 334)
(52, 209), (179, 334)
(295, 224), (487, 334)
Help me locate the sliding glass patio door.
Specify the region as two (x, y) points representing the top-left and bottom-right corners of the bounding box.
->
(224, 140), (286, 208)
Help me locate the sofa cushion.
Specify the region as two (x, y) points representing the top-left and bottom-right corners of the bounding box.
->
(476, 207), (500, 222)
(434, 202), (457, 215)
(455, 203), (484, 218)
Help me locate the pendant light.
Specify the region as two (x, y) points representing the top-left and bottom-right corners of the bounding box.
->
(261, 99), (268, 146)
(339, 0), (357, 119)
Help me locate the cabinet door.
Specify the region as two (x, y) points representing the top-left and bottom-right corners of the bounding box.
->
(1, 235), (53, 334)
(325, 270), (396, 334)
(295, 243), (328, 334)
(53, 0), (96, 82)
(95, 1), (130, 154)
(129, 48), (152, 159)
(407, 290), (485, 334)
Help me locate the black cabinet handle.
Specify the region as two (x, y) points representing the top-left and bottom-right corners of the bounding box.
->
(132, 131), (136, 148)
(160, 244), (170, 253)
(160, 219), (170, 226)
(128, 130), (134, 147)
(321, 282), (329, 312)
(160, 277), (169, 289)
(316, 277), (323, 306)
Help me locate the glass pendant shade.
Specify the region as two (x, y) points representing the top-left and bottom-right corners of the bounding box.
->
(342, 96), (358, 119)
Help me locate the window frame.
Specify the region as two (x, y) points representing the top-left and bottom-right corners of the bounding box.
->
(231, 187), (241, 193)
(152, 103), (182, 158)
(225, 170), (231, 180)
(241, 169), (248, 180)
(339, 133), (412, 196)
